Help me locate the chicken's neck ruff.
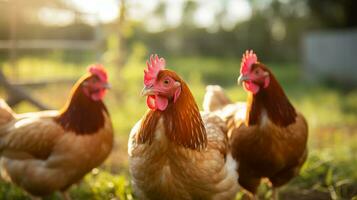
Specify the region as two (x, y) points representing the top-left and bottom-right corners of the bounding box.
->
(56, 75), (108, 135)
(246, 71), (297, 127)
(138, 72), (207, 150)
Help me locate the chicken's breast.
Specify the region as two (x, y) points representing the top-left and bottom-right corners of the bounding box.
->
(128, 112), (239, 200)
(230, 112), (308, 193)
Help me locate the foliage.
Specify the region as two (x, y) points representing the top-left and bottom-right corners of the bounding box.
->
(307, 0), (357, 28)
(2, 0), (355, 61)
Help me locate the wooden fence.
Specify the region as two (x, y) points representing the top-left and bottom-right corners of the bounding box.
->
(0, 1), (102, 109)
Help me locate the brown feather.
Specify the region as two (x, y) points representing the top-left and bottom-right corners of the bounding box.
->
(231, 114), (308, 193)
(246, 63), (297, 127)
(137, 70), (207, 150)
(0, 73), (113, 198)
(55, 75), (108, 135)
(230, 63), (308, 194)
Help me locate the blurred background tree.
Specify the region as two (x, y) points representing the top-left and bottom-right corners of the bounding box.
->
(0, 0), (94, 40)
(307, 0), (357, 28)
(1, 0), (356, 63)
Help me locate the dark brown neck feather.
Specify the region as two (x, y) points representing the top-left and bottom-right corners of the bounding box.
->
(137, 77), (207, 150)
(55, 76), (108, 135)
(246, 73), (297, 127)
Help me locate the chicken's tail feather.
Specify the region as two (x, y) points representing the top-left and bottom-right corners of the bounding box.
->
(0, 99), (15, 126)
(203, 85), (232, 112)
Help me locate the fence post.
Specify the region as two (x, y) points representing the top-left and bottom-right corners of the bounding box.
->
(9, 0), (18, 79)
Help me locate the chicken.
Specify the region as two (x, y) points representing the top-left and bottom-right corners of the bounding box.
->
(128, 55), (239, 200)
(203, 50), (308, 199)
(203, 85), (246, 137)
(0, 65), (113, 199)
(0, 99), (15, 126)
(202, 85), (232, 112)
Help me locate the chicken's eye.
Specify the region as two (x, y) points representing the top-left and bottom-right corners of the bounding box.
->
(94, 76), (104, 84)
(163, 79), (170, 85)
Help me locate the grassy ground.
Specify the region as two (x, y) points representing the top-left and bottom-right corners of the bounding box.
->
(0, 52), (356, 200)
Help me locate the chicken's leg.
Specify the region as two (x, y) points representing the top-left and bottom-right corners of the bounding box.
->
(29, 195), (42, 200)
(60, 191), (72, 200)
(272, 188), (279, 200)
(244, 192), (259, 200)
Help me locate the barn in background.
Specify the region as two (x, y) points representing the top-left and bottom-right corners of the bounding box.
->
(303, 29), (357, 87)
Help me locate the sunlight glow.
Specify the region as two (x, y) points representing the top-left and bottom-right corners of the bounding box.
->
(194, 0), (252, 30)
(165, 0), (184, 28)
(41, 0), (252, 30)
(127, 0), (159, 21)
(227, 0), (252, 24)
(38, 7), (75, 26)
(66, 0), (118, 23)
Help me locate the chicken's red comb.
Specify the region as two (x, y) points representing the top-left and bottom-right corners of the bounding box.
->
(240, 50), (258, 74)
(88, 64), (108, 82)
(144, 54), (166, 86)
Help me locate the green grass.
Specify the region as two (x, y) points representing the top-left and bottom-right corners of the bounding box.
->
(0, 53), (356, 199)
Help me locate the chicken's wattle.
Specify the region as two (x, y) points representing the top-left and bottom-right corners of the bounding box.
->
(91, 89), (107, 101)
(243, 81), (260, 94)
(146, 95), (168, 111)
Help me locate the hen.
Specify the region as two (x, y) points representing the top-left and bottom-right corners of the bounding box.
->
(0, 65), (113, 199)
(128, 55), (239, 200)
(204, 51), (308, 199)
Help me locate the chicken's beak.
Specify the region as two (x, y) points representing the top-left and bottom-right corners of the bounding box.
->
(103, 83), (111, 89)
(141, 85), (156, 96)
(237, 74), (249, 85)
